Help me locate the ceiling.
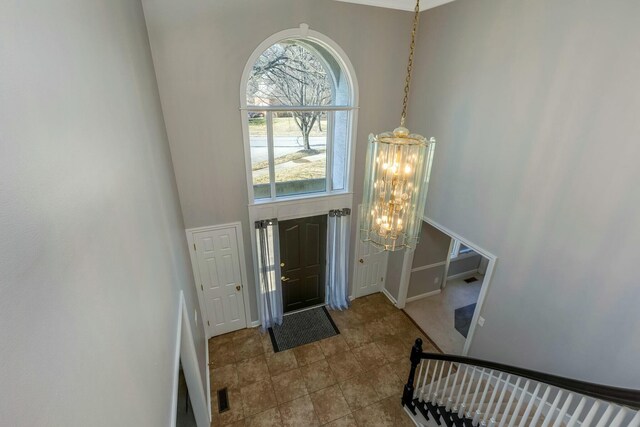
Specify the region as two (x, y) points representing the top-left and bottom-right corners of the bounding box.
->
(334, 0), (457, 11)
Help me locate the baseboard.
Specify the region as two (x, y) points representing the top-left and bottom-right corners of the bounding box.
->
(205, 340), (211, 420)
(405, 289), (441, 303)
(382, 288), (398, 306)
(447, 269), (479, 281)
(250, 320), (261, 328)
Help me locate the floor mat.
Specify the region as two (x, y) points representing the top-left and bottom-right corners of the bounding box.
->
(268, 306), (339, 352)
(454, 303), (477, 338)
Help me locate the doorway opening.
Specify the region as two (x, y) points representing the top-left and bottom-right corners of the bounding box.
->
(400, 219), (496, 355)
(279, 214), (327, 313)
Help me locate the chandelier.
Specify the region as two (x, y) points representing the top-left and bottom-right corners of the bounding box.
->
(360, 0), (436, 252)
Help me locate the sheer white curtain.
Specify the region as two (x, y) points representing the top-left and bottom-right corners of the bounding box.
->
(326, 208), (351, 310)
(255, 219), (283, 330)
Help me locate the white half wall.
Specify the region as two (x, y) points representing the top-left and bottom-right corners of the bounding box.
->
(0, 1), (206, 424)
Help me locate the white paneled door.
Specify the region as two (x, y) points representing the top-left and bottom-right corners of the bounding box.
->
(354, 238), (388, 297)
(193, 227), (247, 336)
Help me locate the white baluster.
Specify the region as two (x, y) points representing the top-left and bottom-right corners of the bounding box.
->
(419, 359), (431, 402)
(609, 407), (627, 427)
(454, 365), (470, 412)
(427, 360), (440, 403)
(432, 360), (446, 404)
(582, 401), (601, 426)
(460, 367), (477, 418)
(566, 396), (586, 427)
(446, 363), (461, 411)
(414, 360), (424, 401)
(468, 369), (486, 419)
(440, 362), (454, 405)
(473, 370), (494, 426)
(595, 404), (615, 427)
(482, 372), (504, 426)
(540, 390), (563, 427)
(489, 374), (510, 427)
(499, 377), (521, 427)
(551, 392), (572, 427)
(529, 385), (551, 426)
(517, 382), (541, 427)
(628, 410), (640, 427)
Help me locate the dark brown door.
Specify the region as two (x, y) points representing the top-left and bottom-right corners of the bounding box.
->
(279, 215), (327, 313)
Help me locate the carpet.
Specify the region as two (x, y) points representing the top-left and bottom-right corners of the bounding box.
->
(454, 303), (477, 338)
(268, 306), (340, 352)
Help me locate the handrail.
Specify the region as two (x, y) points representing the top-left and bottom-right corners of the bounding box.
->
(404, 338), (640, 409)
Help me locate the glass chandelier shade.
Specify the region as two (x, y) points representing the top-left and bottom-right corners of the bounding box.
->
(360, 126), (435, 251)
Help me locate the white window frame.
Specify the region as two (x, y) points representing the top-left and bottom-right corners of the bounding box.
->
(239, 24), (359, 206)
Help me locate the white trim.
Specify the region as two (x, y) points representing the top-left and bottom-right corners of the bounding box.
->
(250, 320), (261, 328)
(411, 260), (446, 273)
(185, 222), (252, 339)
(447, 269), (480, 281)
(397, 216), (498, 357)
(205, 340), (211, 420)
(334, 0), (456, 11)
(405, 289), (441, 303)
(240, 23), (359, 204)
(441, 238), (454, 290)
(382, 288), (398, 306)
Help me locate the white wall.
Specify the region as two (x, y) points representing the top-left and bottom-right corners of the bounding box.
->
(410, 0), (640, 388)
(0, 1), (206, 425)
(141, 0), (414, 321)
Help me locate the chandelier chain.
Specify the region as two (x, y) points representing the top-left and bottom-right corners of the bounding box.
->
(400, 0), (421, 127)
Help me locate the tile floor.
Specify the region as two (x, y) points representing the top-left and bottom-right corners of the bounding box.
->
(404, 276), (483, 354)
(207, 293), (440, 427)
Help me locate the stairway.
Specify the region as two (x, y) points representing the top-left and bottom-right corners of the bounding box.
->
(400, 339), (640, 427)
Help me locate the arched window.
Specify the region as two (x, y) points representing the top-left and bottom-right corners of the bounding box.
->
(241, 26), (358, 202)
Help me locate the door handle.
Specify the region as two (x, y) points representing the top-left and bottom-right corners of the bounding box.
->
(280, 262), (285, 267)
(359, 258), (364, 264)
(281, 276), (290, 282)
(235, 285), (241, 291)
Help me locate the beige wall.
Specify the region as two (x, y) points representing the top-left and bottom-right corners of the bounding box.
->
(142, 0), (413, 320)
(0, 0), (205, 424)
(410, 0), (640, 387)
(407, 222), (451, 297)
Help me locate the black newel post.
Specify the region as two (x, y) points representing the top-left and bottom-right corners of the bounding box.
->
(402, 338), (423, 414)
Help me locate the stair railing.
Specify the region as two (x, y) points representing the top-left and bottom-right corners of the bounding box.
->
(402, 338), (640, 427)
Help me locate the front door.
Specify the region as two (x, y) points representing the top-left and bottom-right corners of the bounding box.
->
(279, 215), (327, 313)
(193, 227), (247, 336)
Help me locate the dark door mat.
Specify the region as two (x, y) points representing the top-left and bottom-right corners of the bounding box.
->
(268, 306), (340, 352)
(464, 277), (478, 283)
(454, 303), (477, 338)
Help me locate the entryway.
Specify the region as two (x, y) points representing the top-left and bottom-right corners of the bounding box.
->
(187, 223), (250, 338)
(279, 215), (327, 313)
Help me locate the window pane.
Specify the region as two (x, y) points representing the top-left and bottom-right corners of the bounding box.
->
(273, 111), (327, 197)
(248, 111), (271, 200)
(331, 110), (350, 191)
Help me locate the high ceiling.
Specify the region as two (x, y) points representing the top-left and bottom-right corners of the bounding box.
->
(334, 0), (456, 11)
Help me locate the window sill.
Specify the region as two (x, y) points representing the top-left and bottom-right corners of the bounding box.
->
(249, 191), (353, 208)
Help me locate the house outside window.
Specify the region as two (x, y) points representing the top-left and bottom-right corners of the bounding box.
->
(241, 32), (357, 203)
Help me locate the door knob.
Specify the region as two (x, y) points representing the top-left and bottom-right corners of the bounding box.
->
(359, 258), (364, 264)
(280, 262), (285, 267)
(281, 276), (290, 282)
(236, 285), (241, 291)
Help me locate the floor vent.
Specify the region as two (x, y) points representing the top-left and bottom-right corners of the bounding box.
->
(217, 388), (229, 413)
(464, 277), (478, 283)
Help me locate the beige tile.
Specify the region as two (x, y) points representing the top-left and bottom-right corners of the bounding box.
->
(374, 336), (406, 361)
(278, 395), (320, 427)
(237, 355), (270, 386)
(300, 359), (337, 393)
(211, 387), (244, 426)
(265, 349), (298, 376)
(351, 398), (396, 427)
(210, 342), (236, 369)
(271, 368), (308, 405)
(385, 357), (411, 385)
(219, 419), (246, 427)
(260, 332), (275, 355)
(340, 325), (372, 349)
(310, 385), (351, 425)
(231, 327), (260, 342)
(318, 335), (350, 357)
(364, 319), (397, 341)
(338, 372), (381, 411)
(367, 364), (404, 399)
(326, 351), (363, 382)
(211, 363), (239, 390)
(324, 413), (358, 427)
(235, 335), (264, 362)
(351, 342), (387, 368)
(210, 332), (234, 347)
(241, 379), (277, 417)
(292, 342), (324, 366)
(245, 406), (282, 427)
